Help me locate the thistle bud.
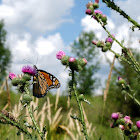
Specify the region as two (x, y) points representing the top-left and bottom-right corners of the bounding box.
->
(93, 2), (99, 9)
(101, 15), (107, 23)
(11, 77), (21, 86)
(23, 94), (32, 104)
(22, 73), (31, 81)
(61, 56), (70, 66)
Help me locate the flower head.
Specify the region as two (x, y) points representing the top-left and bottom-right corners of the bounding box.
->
(136, 121), (140, 129)
(94, 10), (102, 14)
(92, 41), (97, 45)
(69, 57), (76, 62)
(119, 125), (125, 130)
(56, 50), (66, 60)
(9, 73), (16, 80)
(106, 37), (113, 43)
(22, 65), (37, 76)
(118, 76), (123, 81)
(124, 116), (133, 124)
(111, 113), (119, 120)
(82, 58), (87, 65)
(124, 116), (131, 120)
(95, 0), (99, 3)
(111, 34), (115, 38)
(86, 9), (92, 15)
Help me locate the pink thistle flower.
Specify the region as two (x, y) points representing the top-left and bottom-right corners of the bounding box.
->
(136, 121), (140, 129)
(106, 37), (113, 43)
(111, 34), (115, 38)
(85, 9), (92, 15)
(82, 58), (88, 65)
(69, 57), (76, 62)
(119, 125), (125, 130)
(9, 73), (16, 80)
(124, 116), (131, 120)
(124, 116), (133, 124)
(118, 76), (123, 81)
(93, 10), (102, 19)
(94, 10), (102, 14)
(95, 0), (99, 3)
(111, 113), (119, 120)
(92, 41), (97, 45)
(22, 65), (37, 76)
(56, 50), (66, 60)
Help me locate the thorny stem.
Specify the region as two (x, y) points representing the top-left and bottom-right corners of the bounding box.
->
(24, 86), (45, 140)
(126, 92), (140, 106)
(102, 0), (140, 30)
(71, 70), (89, 140)
(94, 14), (140, 74)
(0, 114), (32, 138)
(27, 105), (45, 140)
(121, 84), (140, 106)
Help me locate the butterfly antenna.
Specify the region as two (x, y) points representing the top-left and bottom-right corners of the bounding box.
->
(35, 58), (38, 66)
(23, 59), (33, 65)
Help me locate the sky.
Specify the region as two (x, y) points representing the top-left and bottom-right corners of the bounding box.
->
(0, 0), (140, 95)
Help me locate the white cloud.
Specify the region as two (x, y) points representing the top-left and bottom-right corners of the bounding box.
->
(81, 0), (140, 93)
(0, 0), (74, 34)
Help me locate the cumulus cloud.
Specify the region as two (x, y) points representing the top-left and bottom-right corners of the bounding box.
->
(0, 0), (74, 35)
(81, 0), (140, 94)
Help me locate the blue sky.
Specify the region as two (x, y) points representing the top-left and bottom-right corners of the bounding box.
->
(0, 0), (140, 95)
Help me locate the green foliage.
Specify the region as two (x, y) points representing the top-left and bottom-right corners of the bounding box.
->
(0, 20), (11, 84)
(107, 48), (140, 117)
(70, 31), (100, 95)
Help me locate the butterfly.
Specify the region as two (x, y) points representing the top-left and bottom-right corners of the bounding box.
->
(33, 65), (60, 98)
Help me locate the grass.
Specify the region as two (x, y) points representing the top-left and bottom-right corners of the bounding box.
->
(0, 90), (124, 140)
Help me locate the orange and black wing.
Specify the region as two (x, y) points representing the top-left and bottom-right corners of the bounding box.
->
(33, 70), (60, 98)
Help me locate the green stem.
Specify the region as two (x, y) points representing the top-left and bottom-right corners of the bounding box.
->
(126, 92), (140, 106)
(102, 0), (140, 30)
(27, 105), (45, 140)
(71, 70), (89, 140)
(24, 86), (44, 140)
(109, 49), (132, 65)
(0, 114), (32, 138)
(94, 14), (140, 74)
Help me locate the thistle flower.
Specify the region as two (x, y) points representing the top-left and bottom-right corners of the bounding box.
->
(106, 37), (113, 43)
(136, 121), (140, 129)
(82, 58), (87, 65)
(111, 113), (119, 120)
(9, 73), (16, 80)
(56, 50), (66, 60)
(95, 0), (99, 3)
(124, 116), (131, 120)
(85, 9), (92, 15)
(119, 125), (125, 130)
(69, 57), (76, 62)
(94, 10), (102, 14)
(118, 76), (126, 85)
(22, 65), (37, 76)
(92, 41), (97, 45)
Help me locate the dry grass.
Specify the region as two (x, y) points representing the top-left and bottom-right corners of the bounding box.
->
(11, 88), (95, 139)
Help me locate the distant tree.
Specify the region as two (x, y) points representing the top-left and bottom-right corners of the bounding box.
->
(0, 20), (11, 83)
(106, 48), (140, 117)
(70, 31), (100, 96)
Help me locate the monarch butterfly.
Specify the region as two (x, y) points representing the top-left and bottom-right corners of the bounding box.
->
(33, 65), (60, 98)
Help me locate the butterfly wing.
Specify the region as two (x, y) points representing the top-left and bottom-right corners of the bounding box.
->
(33, 69), (60, 98)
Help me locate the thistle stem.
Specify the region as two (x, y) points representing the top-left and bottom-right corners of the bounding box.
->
(0, 114), (32, 138)
(126, 92), (140, 106)
(24, 86), (44, 140)
(27, 105), (45, 140)
(71, 70), (89, 140)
